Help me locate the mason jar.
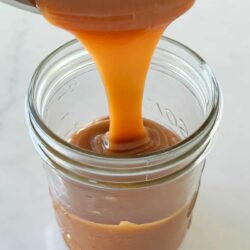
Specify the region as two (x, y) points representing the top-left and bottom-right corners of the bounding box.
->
(26, 37), (222, 250)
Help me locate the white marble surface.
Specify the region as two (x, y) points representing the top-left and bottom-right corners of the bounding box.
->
(0, 1), (250, 250)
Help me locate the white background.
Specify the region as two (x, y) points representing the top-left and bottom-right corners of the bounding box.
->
(0, 1), (250, 249)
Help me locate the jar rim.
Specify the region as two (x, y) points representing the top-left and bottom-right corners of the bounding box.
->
(27, 36), (222, 181)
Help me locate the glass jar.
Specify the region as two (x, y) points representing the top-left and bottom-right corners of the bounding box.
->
(26, 37), (222, 250)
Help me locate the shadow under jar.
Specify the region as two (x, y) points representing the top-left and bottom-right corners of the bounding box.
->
(26, 37), (222, 250)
